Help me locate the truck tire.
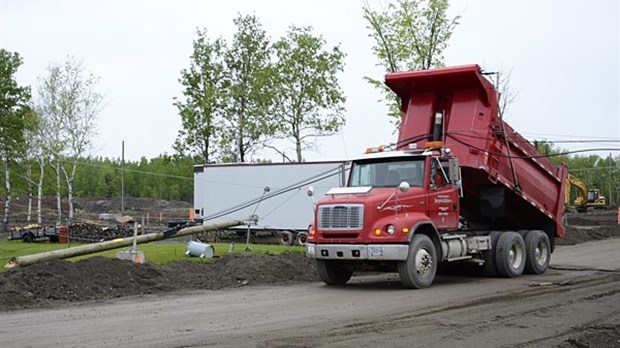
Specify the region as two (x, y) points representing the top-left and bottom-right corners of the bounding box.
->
(398, 234), (437, 289)
(295, 232), (308, 246)
(482, 231), (502, 277)
(495, 232), (526, 278)
(315, 259), (353, 285)
(524, 230), (551, 274)
(279, 231), (293, 245)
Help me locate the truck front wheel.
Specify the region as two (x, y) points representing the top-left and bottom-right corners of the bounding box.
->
(495, 232), (526, 278)
(524, 230), (551, 274)
(398, 234), (437, 289)
(315, 259), (353, 285)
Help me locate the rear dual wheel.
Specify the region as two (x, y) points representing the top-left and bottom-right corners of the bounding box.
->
(524, 230), (551, 274)
(482, 231), (502, 277)
(495, 232), (526, 278)
(484, 231), (550, 278)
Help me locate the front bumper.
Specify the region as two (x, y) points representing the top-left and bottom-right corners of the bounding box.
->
(306, 243), (409, 261)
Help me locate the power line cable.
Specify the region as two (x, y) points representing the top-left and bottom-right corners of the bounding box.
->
(203, 164), (349, 221)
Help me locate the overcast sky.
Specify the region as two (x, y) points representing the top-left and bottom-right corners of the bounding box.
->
(2, 0), (619, 162)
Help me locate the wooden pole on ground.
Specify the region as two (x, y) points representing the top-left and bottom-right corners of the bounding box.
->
(5, 219), (249, 269)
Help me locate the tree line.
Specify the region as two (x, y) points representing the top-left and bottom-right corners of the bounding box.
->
(6, 154), (195, 203)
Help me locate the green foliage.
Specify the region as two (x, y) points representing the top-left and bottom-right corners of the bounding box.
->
(7, 154), (195, 202)
(271, 26), (347, 162)
(0, 49), (32, 160)
(363, 0), (460, 128)
(535, 141), (620, 207)
(174, 29), (226, 164)
(222, 14), (277, 162)
(175, 15), (348, 163)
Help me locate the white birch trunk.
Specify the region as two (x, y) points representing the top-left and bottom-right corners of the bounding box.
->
(3, 159), (11, 231)
(51, 160), (62, 225)
(26, 164), (33, 222)
(61, 161), (77, 221)
(36, 158), (45, 224)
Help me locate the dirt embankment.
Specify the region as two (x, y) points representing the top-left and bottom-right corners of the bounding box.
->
(0, 253), (317, 311)
(561, 210), (620, 245)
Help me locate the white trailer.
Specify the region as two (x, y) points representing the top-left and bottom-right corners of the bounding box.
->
(193, 161), (348, 245)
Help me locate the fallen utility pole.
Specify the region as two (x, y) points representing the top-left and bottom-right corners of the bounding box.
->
(5, 219), (251, 269)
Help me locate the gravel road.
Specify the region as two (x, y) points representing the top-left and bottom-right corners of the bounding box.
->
(1, 239), (618, 348)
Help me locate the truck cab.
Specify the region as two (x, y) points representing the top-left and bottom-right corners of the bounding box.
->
(308, 145), (460, 246)
(306, 144), (474, 288)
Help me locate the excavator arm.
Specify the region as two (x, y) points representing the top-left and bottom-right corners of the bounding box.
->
(566, 174), (588, 208)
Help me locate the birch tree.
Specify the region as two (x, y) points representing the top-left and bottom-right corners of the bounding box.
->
(18, 107), (42, 223)
(36, 57), (102, 223)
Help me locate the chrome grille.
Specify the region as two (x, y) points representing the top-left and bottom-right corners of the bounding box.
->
(318, 204), (364, 230)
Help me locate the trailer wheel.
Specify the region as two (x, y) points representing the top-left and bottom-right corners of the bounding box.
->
(398, 234), (437, 289)
(295, 232), (308, 246)
(279, 231), (293, 245)
(495, 232), (526, 278)
(315, 259), (353, 285)
(524, 230), (551, 274)
(482, 231), (502, 277)
(22, 233), (34, 243)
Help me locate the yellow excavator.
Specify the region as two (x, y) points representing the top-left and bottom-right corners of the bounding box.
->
(565, 174), (607, 212)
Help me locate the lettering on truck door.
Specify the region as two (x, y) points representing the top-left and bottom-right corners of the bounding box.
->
(426, 157), (459, 229)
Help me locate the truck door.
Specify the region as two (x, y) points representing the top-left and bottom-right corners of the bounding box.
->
(426, 157), (460, 230)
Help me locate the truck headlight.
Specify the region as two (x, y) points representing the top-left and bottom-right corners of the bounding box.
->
(387, 224), (396, 235)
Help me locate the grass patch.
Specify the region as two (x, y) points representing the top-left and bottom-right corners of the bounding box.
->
(0, 240), (304, 271)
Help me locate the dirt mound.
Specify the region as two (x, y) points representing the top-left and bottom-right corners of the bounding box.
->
(0, 253), (317, 311)
(558, 225), (620, 245)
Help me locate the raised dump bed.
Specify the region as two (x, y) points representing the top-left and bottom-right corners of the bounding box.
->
(386, 64), (568, 240)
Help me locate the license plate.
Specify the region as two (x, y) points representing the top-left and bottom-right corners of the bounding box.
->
(368, 246), (384, 256)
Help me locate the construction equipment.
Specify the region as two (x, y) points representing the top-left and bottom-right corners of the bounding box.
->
(565, 174), (607, 212)
(306, 64), (569, 289)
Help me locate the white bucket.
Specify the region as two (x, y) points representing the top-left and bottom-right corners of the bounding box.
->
(186, 241), (214, 258)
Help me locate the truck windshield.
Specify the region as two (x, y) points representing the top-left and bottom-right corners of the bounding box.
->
(349, 157), (425, 188)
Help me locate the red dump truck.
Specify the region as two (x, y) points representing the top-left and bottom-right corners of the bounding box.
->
(306, 64), (568, 289)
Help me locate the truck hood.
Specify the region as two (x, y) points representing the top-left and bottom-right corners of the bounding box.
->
(319, 186), (424, 207)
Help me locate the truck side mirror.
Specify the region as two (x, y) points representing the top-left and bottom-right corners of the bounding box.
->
(399, 181), (410, 193)
(448, 158), (462, 189)
(306, 186), (315, 197)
